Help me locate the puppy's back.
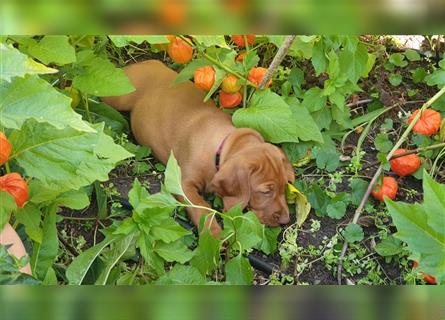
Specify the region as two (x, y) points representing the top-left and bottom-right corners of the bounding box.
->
(102, 60), (175, 111)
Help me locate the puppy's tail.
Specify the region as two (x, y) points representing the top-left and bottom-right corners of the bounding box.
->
(101, 90), (137, 112)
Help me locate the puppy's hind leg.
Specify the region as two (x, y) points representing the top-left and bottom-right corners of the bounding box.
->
(181, 180), (222, 239)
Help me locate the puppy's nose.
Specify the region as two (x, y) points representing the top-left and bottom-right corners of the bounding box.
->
(279, 214), (290, 225)
(273, 209), (290, 225)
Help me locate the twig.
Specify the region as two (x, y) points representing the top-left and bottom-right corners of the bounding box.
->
(336, 85), (445, 284)
(362, 142), (445, 170)
(346, 99), (372, 108)
(258, 35), (296, 90)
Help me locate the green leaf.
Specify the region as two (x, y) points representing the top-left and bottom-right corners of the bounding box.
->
(54, 188), (90, 210)
(233, 90), (300, 143)
(425, 70), (445, 88)
(154, 240), (194, 263)
(287, 98), (323, 143)
(339, 43), (369, 83)
(109, 35), (169, 47)
(151, 224), (191, 243)
(66, 235), (118, 285)
(389, 73), (402, 86)
(227, 211), (263, 251)
(164, 152), (186, 197)
(288, 67), (305, 89)
(113, 218), (138, 235)
(203, 66), (225, 102)
(191, 230), (221, 275)
(72, 50), (135, 97)
(423, 173), (445, 235)
(95, 233), (134, 285)
(156, 265), (206, 284)
(9, 121), (132, 191)
(385, 171), (445, 283)
(388, 53), (408, 67)
(31, 211), (58, 280)
(375, 236), (403, 257)
(301, 87), (326, 112)
(94, 181), (108, 220)
(225, 254), (253, 284)
(137, 235), (165, 276)
(311, 39), (327, 76)
(343, 223), (364, 243)
(78, 101), (129, 134)
(411, 67), (427, 84)
(192, 35), (228, 48)
(174, 59), (208, 84)
(0, 192), (16, 230)
(0, 43), (57, 82)
(350, 178), (368, 206)
(15, 204), (43, 243)
(326, 201), (348, 219)
(0, 75), (93, 132)
(0, 244), (41, 285)
(312, 145), (340, 172)
(27, 36), (76, 65)
(374, 133), (393, 153)
(256, 227), (281, 255)
(405, 49), (421, 62)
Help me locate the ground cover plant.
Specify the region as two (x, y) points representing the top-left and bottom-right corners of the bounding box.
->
(0, 35), (444, 285)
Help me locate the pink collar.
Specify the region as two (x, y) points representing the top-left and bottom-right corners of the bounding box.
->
(215, 134), (230, 171)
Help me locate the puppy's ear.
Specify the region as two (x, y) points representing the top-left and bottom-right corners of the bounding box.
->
(210, 160), (251, 211)
(279, 150), (295, 183)
(284, 158), (295, 183)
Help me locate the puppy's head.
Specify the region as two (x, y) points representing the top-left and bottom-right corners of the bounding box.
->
(210, 143), (295, 226)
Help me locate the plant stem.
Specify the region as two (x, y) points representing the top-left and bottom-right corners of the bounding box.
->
(257, 35), (296, 90)
(362, 142), (445, 170)
(336, 85), (445, 284)
(83, 93), (93, 123)
(178, 35), (256, 87)
(4, 162), (11, 174)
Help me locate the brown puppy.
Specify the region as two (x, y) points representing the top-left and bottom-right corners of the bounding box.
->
(102, 60), (295, 237)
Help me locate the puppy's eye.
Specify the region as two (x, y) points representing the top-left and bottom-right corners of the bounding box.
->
(260, 190), (273, 196)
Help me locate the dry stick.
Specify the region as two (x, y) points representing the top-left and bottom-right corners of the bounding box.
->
(257, 35), (297, 90)
(336, 85), (445, 284)
(346, 99), (372, 108)
(362, 142), (445, 170)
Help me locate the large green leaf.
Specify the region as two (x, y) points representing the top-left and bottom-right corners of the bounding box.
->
(109, 35), (169, 47)
(27, 36), (76, 65)
(385, 172), (445, 283)
(0, 75), (93, 131)
(72, 50), (135, 97)
(233, 91), (301, 143)
(9, 121), (133, 190)
(0, 43), (57, 82)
